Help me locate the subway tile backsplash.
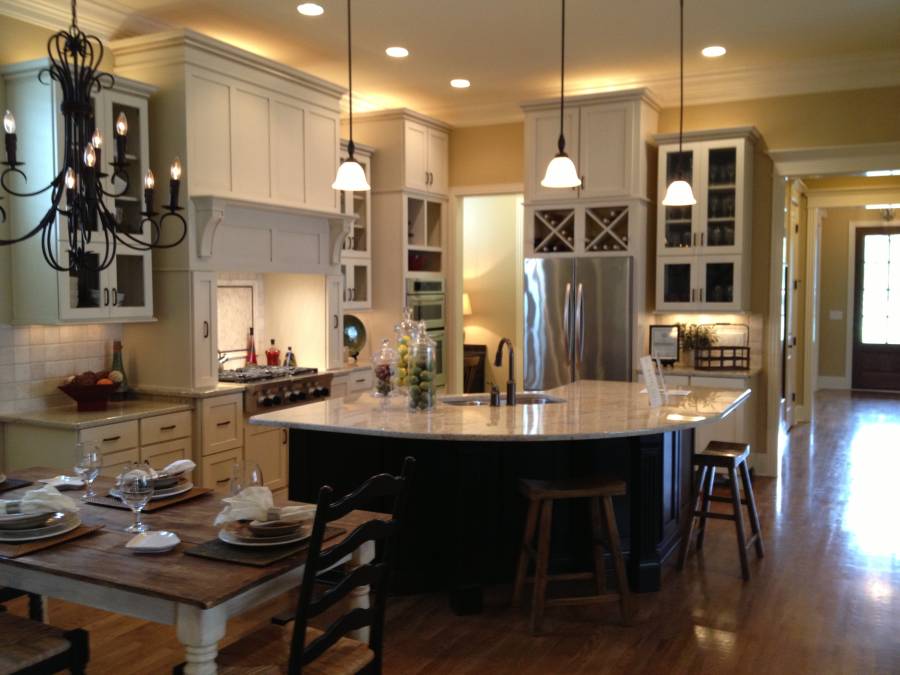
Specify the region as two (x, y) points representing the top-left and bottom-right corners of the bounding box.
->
(0, 324), (123, 415)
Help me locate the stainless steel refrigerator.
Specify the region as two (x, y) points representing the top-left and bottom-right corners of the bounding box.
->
(524, 257), (632, 390)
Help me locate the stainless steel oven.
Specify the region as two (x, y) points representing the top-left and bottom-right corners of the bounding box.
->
(406, 277), (445, 331)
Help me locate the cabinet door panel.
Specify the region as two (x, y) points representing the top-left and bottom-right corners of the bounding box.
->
(188, 75), (232, 193)
(656, 256), (697, 311)
(57, 244), (110, 321)
(579, 104), (630, 198)
(200, 447), (241, 491)
(244, 426), (288, 493)
(701, 141), (745, 255)
(657, 145), (699, 255)
(271, 101), (305, 204)
(191, 272), (218, 388)
(427, 128), (449, 195)
(231, 88), (271, 199)
(107, 250), (153, 319)
(698, 256), (742, 310)
(305, 108), (339, 211)
(327, 275), (344, 369)
(404, 121), (428, 192)
(527, 109), (579, 202)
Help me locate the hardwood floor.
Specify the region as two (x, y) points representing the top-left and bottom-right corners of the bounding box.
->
(6, 390), (900, 674)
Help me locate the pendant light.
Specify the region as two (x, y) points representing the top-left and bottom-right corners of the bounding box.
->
(540, 0), (581, 189)
(662, 0), (697, 206)
(332, 0), (370, 192)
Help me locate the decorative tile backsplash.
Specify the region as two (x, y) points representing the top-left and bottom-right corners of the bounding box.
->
(0, 324), (122, 415)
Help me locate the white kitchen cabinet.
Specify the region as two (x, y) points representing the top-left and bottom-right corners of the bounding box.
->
(327, 275), (345, 369)
(350, 110), (450, 197)
(1, 60), (156, 324)
(656, 254), (745, 312)
(339, 140), (373, 311)
(527, 202), (647, 257)
(522, 89), (658, 204)
(191, 272), (219, 388)
(341, 261), (371, 310)
(244, 425), (289, 493)
(330, 366), (374, 399)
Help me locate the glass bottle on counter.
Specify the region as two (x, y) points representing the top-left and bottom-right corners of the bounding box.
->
(408, 322), (436, 412)
(246, 327), (258, 366)
(394, 307), (419, 392)
(373, 339), (398, 399)
(265, 339), (281, 366)
(109, 340), (129, 400)
(283, 346), (297, 368)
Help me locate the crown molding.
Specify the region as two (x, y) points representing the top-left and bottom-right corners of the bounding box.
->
(0, 0), (170, 40)
(769, 141), (900, 176)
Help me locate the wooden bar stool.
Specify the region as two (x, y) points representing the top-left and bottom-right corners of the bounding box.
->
(678, 441), (764, 580)
(512, 475), (632, 634)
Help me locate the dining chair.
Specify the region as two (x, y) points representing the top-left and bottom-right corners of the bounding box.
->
(0, 612), (89, 675)
(181, 456), (415, 675)
(0, 588), (44, 621)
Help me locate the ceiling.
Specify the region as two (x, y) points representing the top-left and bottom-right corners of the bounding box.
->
(11, 0), (900, 125)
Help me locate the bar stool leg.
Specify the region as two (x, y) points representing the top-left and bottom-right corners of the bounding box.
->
(679, 465), (708, 569)
(739, 461), (765, 559)
(512, 498), (541, 607)
(696, 466), (717, 551)
(530, 499), (554, 634)
(728, 466), (751, 581)
(590, 497), (607, 594)
(600, 496), (633, 625)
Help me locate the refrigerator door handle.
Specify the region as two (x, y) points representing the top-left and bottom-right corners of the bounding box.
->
(562, 282), (572, 364)
(574, 282), (584, 368)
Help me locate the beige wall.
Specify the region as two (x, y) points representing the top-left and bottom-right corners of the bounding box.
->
(0, 17), (55, 65)
(263, 274), (329, 371)
(462, 194), (522, 389)
(450, 123), (524, 187)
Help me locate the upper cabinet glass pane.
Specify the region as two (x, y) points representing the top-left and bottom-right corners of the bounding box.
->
(664, 151), (693, 249)
(706, 148), (737, 248)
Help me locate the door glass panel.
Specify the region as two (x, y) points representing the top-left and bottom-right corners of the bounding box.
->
(663, 263), (692, 303)
(585, 206), (628, 252)
(861, 232), (900, 344)
(112, 253), (147, 308)
(533, 208), (575, 253)
(66, 249), (103, 309)
(352, 265), (368, 303)
(426, 201), (442, 247)
(706, 148), (737, 247)
(664, 151), (693, 249)
(352, 192), (367, 253)
(705, 262), (735, 303)
(111, 102), (143, 236)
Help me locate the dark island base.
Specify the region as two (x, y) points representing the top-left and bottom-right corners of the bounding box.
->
(289, 429), (694, 614)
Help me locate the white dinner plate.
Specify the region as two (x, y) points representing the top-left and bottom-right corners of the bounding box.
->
(0, 511), (57, 529)
(218, 527), (311, 548)
(38, 475), (86, 490)
(126, 530), (181, 553)
(0, 513), (81, 543)
(110, 481), (194, 501)
(0, 473), (6, 484)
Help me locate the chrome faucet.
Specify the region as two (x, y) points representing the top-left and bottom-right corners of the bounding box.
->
(494, 338), (516, 406)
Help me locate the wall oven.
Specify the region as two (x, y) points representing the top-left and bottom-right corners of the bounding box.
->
(406, 277), (445, 331)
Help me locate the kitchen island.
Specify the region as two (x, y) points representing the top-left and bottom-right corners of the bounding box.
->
(250, 380), (750, 612)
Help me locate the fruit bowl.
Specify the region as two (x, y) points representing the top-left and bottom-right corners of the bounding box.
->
(58, 382), (117, 411)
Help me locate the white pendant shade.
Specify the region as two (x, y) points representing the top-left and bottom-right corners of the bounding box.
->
(331, 159), (370, 192)
(541, 154), (581, 189)
(662, 179), (697, 206)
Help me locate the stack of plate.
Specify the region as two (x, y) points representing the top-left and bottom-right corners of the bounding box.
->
(111, 478), (194, 501)
(0, 511), (81, 543)
(218, 520), (311, 548)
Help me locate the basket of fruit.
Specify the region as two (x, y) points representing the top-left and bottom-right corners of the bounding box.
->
(58, 370), (121, 411)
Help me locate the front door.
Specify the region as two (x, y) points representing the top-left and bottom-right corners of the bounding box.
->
(852, 225), (900, 390)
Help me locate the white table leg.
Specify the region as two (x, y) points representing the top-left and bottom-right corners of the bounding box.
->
(176, 604), (227, 675)
(347, 539), (376, 642)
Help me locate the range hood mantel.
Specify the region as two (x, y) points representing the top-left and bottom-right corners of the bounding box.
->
(192, 194), (352, 274)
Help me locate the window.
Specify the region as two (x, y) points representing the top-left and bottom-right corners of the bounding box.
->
(860, 233), (900, 344)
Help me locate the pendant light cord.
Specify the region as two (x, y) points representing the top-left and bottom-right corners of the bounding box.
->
(678, 0), (684, 156)
(71, 0), (77, 28)
(346, 0), (355, 158)
(557, 0), (566, 154)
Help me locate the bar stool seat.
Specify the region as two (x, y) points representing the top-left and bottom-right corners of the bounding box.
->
(512, 475), (632, 634)
(679, 441), (764, 581)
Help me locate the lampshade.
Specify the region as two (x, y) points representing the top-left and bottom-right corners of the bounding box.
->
(331, 159), (370, 192)
(662, 179), (697, 206)
(541, 153), (581, 189)
(462, 292), (473, 316)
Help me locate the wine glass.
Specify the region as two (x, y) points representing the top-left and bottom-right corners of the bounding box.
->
(74, 442), (101, 501)
(230, 461), (264, 495)
(118, 463), (153, 533)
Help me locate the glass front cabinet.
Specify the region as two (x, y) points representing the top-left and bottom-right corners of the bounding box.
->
(654, 129), (757, 311)
(339, 140), (373, 310)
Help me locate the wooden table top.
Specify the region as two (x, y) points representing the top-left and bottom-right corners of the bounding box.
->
(0, 468), (381, 609)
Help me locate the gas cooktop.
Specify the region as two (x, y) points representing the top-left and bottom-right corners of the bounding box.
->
(218, 365), (318, 383)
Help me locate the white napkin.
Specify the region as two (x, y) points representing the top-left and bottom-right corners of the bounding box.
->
(214, 486), (315, 526)
(0, 485), (80, 515)
(160, 459), (196, 476)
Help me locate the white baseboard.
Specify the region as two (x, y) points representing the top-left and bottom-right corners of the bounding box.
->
(750, 449), (777, 477)
(817, 375), (850, 390)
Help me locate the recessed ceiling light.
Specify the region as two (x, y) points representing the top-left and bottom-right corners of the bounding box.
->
(450, 78), (471, 89)
(701, 45), (727, 58)
(297, 3), (324, 16)
(385, 46), (409, 58)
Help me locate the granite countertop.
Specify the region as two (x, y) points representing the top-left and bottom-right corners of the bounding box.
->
(249, 379), (750, 442)
(328, 362), (373, 377)
(0, 399), (194, 430)
(131, 382), (246, 398)
(639, 366), (762, 379)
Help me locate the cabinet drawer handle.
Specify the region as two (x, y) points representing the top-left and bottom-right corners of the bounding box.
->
(202, 321), (209, 338)
(103, 288), (109, 306)
(160, 425), (176, 431)
(355, 378), (366, 383)
(282, 429), (288, 444)
(333, 314), (339, 329)
(699, 288), (704, 302)
(112, 287), (118, 305)
(216, 420), (231, 427)
(102, 435), (121, 442)
(216, 477), (230, 485)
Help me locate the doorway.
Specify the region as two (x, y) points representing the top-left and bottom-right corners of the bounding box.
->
(852, 222), (900, 390)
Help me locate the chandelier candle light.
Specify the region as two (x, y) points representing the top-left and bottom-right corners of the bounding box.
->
(662, 0), (697, 207)
(0, 0), (186, 272)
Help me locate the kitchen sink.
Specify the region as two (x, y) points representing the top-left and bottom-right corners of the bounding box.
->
(440, 392), (566, 407)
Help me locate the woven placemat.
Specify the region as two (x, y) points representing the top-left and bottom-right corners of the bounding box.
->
(184, 526), (345, 567)
(0, 478), (33, 496)
(0, 523), (104, 559)
(87, 486), (213, 512)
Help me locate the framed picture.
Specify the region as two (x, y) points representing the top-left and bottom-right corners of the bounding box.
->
(649, 325), (680, 365)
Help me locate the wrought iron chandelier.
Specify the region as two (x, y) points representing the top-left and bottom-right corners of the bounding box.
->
(0, 0), (186, 272)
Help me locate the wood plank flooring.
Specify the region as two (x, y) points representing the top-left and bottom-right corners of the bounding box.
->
(5, 390), (900, 674)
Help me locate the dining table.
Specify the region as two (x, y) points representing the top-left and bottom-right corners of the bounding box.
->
(0, 467), (380, 675)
